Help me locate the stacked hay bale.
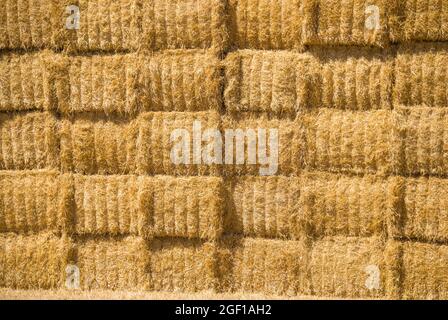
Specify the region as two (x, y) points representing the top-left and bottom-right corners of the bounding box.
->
(2, 0), (448, 299)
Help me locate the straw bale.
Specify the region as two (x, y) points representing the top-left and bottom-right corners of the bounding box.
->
(75, 236), (150, 290)
(399, 107), (448, 176)
(395, 43), (448, 108)
(225, 176), (301, 239)
(309, 237), (392, 298)
(140, 50), (222, 112)
(218, 237), (310, 296)
(222, 114), (297, 176)
(0, 52), (47, 111)
(224, 50), (319, 114)
(0, 112), (60, 170)
(137, 111), (221, 175)
(149, 239), (217, 292)
(0, 233), (71, 289)
(304, 0), (393, 47)
(152, 176), (223, 240)
(299, 109), (401, 175)
(228, 0), (306, 50)
(60, 116), (139, 174)
(0, 171), (73, 234)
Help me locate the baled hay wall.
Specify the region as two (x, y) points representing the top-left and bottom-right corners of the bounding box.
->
(0, 0), (227, 52)
(73, 175), (149, 237)
(395, 44), (448, 108)
(218, 237), (310, 296)
(149, 239), (217, 292)
(390, 0), (448, 42)
(228, 0), (306, 50)
(0, 112), (60, 170)
(309, 237), (394, 298)
(400, 107), (448, 176)
(399, 241), (448, 299)
(140, 50), (222, 112)
(304, 0), (393, 46)
(224, 51), (319, 114)
(401, 178), (448, 242)
(60, 117), (138, 174)
(315, 48), (393, 110)
(152, 176), (223, 240)
(0, 53), (46, 111)
(299, 109), (401, 175)
(0, 233), (71, 289)
(75, 236), (150, 291)
(0, 171), (73, 234)
(222, 114), (297, 176)
(225, 176), (301, 239)
(137, 111), (221, 175)
(297, 173), (392, 240)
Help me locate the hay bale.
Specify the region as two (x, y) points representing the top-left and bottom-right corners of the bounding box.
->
(313, 47), (393, 110)
(0, 233), (71, 289)
(75, 236), (150, 291)
(399, 241), (448, 299)
(228, 0), (306, 50)
(149, 239), (217, 292)
(224, 50), (319, 114)
(225, 176), (301, 239)
(399, 107), (448, 176)
(297, 172), (392, 240)
(390, 0), (448, 42)
(0, 52), (47, 111)
(304, 0), (393, 46)
(309, 237), (393, 298)
(73, 175), (149, 237)
(60, 116), (139, 174)
(137, 111), (221, 175)
(152, 176), (224, 240)
(0, 171), (73, 234)
(222, 114), (297, 176)
(139, 0), (228, 52)
(44, 53), (140, 115)
(299, 109), (401, 175)
(217, 236), (310, 296)
(401, 177), (448, 242)
(140, 50), (222, 112)
(395, 43), (448, 108)
(0, 112), (60, 170)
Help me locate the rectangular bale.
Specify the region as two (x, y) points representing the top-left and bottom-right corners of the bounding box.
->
(395, 43), (448, 108)
(310, 237), (393, 298)
(75, 236), (150, 291)
(222, 114), (297, 176)
(140, 50), (222, 112)
(0, 112), (60, 170)
(218, 237), (310, 296)
(400, 107), (448, 176)
(60, 116), (139, 174)
(228, 0), (306, 50)
(314, 47), (393, 110)
(137, 111), (222, 175)
(303, 0), (394, 47)
(0, 171), (73, 234)
(151, 176), (224, 240)
(0, 233), (71, 289)
(73, 175), (149, 236)
(224, 50), (319, 114)
(299, 109), (401, 175)
(0, 52), (47, 111)
(149, 239), (217, 292)
(225, 176), (301, 239)
(298, 172), (392, 240)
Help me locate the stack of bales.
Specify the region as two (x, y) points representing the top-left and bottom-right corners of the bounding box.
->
(2, 0), (448, 299)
